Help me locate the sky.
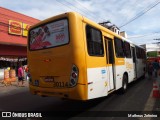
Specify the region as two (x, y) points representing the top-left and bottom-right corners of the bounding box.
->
(1, 0), (160, 45)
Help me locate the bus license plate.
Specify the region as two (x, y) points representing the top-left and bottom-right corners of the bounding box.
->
(44, 77), (54, 82)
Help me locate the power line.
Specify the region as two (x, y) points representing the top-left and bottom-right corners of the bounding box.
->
(56, 0), (95, 20)
(154, 38), (160, 41)
(56, 0), (107, 23)
(64, 1), (92, 16)
(55, 0), (78, 12)
(54, 0), (73, 12)
(119, 0), (160, 28)
(73, 0), (106, 22)
(120, 0), (141, 26)
(74, 0), (95, 14)
(128, 32), (160, 39)
(64, 0), (102, 21)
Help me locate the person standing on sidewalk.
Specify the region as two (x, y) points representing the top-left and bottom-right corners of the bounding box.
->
(17, 64), (24, 87)
(147, 62), (154, 80)
(158, 60), (160, 76)
(152, 60), (160, 78)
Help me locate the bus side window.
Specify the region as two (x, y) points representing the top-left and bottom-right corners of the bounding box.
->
(124, 41), (131, 58)
(136, 47), (142, 59)
(86, 25), (104, 56)
(114, 37), (124, 58)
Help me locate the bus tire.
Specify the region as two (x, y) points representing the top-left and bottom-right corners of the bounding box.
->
(121, 74), (128, 94)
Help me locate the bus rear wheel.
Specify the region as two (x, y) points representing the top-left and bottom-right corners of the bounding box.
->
(121, 74), (128, 94)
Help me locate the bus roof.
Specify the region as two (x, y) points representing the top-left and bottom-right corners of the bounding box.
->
(29, 12), (143, 49)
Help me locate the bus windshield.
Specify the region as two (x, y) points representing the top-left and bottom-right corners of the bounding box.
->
(29, 19), (69, 50)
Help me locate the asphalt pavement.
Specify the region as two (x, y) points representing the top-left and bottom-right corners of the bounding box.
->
(0, 74), (160, 120)
(0, 75), (159, 108)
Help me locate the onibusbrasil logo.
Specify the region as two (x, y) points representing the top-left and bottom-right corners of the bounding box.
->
(1, 112), (42, 118)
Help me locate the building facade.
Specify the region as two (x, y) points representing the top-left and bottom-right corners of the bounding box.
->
(0, 7), (40, 78)
(141, 43), (160, 62)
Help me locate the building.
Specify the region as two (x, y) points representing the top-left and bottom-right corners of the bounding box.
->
(99, 21), (129, 39)
(141, 43), (160, 62)
(141, 43), (160, 57)
(0, 7), (40, 78)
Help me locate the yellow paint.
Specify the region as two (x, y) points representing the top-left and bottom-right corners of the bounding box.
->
(115, 58), (125, 65)
(126, 62), (133, 69)
(9, 20), (22, 35)
(105, 81), (107, 87)
(28, 12), (130, 100)
(23, 23), (30, 37)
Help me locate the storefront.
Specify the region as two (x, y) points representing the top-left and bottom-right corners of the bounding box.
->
(0, 7), (40, 79)
(141, 43), (160, 62)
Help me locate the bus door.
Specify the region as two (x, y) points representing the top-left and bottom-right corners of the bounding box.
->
(105, 37), (115, 91)
(131, 47), (137, 79)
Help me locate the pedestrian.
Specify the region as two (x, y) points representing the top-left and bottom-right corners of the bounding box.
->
(17, 64), (24, 87)
(147, 62), (153, 80)
(25, 65), (29, 81)
(158, 60), (160, 76)
(152, 60), (160, 78)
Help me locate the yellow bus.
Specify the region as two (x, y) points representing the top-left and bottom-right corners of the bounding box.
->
(27, 12), (146, 100)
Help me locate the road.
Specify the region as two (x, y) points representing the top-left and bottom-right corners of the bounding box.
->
(0, 77), (159, 120)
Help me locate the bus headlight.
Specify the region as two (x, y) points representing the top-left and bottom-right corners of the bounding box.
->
(69, 65), (78, 87)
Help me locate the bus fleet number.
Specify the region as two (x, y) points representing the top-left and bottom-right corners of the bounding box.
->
(53, 82), (69, 88)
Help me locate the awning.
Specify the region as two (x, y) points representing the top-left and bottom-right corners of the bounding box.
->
(0, 44), (27, 56)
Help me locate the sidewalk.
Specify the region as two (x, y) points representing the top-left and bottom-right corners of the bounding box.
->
(0, 78), (29, 96)
(151, 74), (160, 111)
(141, 74), (160, 120)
